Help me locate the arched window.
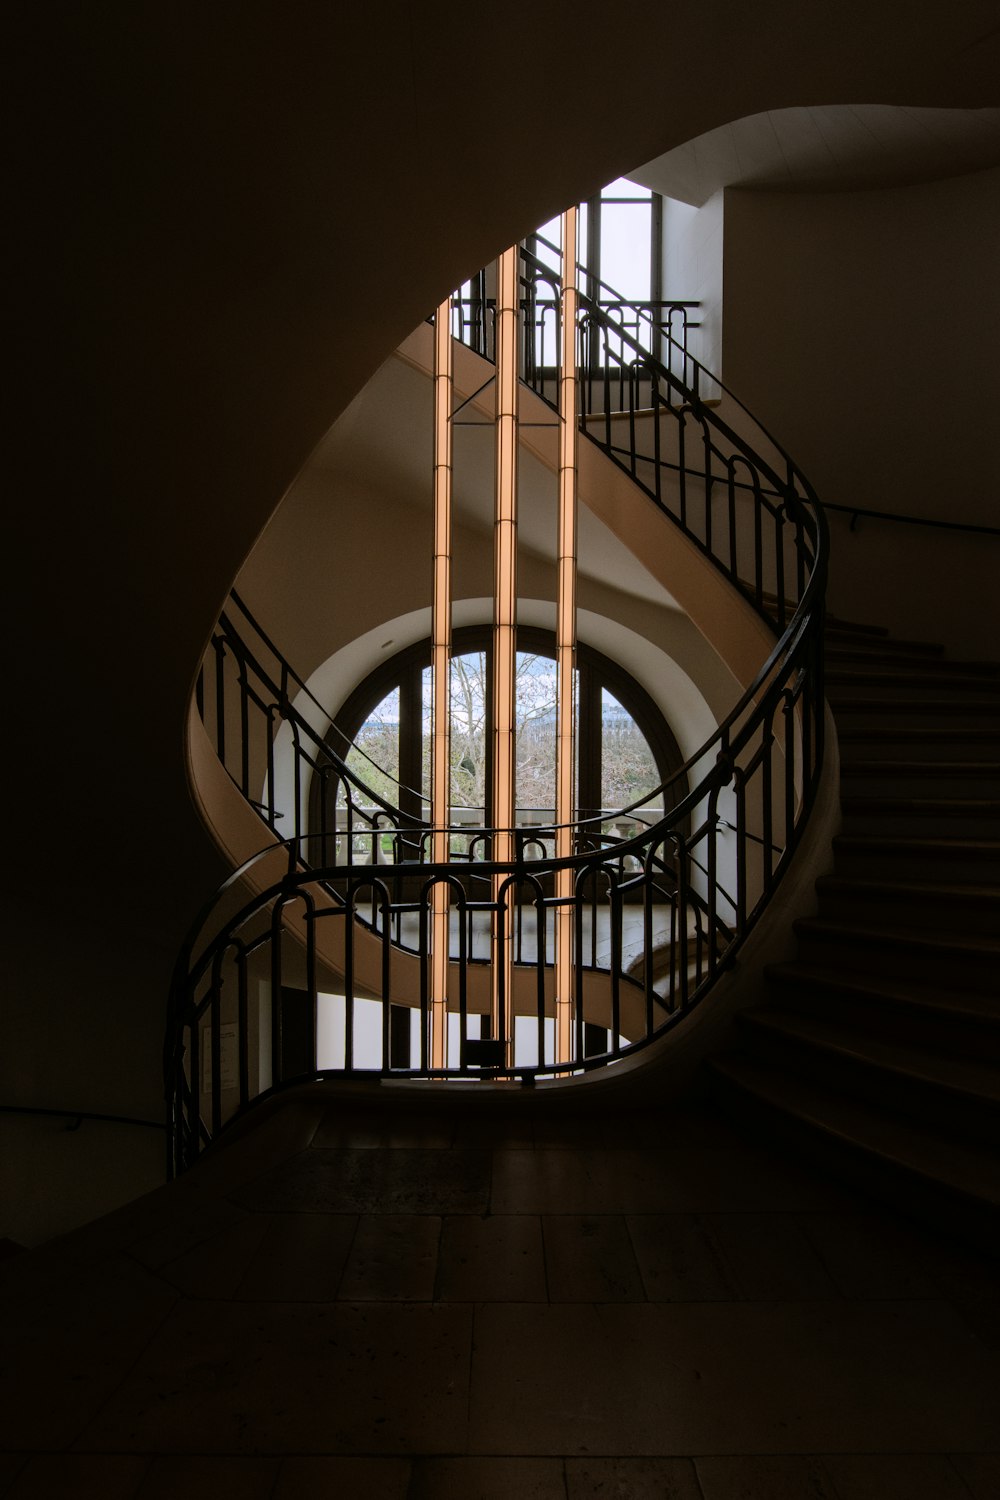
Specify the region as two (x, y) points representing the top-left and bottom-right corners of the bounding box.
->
(313, 626), (686, 838)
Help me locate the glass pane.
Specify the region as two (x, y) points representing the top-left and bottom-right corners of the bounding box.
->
(516, 651), (557, 821)
(421, 665), (432, 809)
(449, 651), (488, 817)
(531, 213), (562, 275)
(600, 688), (661, 822)
(345, 686), (399, 805)
(599, 200), (651, 301)
(601, 176), (651, 201)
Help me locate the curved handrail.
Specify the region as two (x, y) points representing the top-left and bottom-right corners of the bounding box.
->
(824, 502), (1000, 537)
(171, 233), (828, 1173)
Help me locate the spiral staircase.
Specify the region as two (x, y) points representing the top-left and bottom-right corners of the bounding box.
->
(171, 237), (998, 1248)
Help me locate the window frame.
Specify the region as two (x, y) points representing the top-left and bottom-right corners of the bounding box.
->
(312, 625), (687, 837)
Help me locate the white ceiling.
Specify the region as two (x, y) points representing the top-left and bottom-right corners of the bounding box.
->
(632, 104), (1000, 206)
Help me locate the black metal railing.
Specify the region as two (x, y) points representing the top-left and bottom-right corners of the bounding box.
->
(168, 240), (827, 1174)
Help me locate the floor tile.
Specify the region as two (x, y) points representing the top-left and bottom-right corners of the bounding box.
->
(798, 1211), (1000, 1302)
(820, 1452), (972, 1498)
(626, 1215), (735, 1302)
(543, 1215), (645, 1302)
(127, 1199), (251, 1272)
(469, 1304), (641, 1453)
(153, 1214), (273, 1299)
(436, 1214), (546, 1302)
(337, 1214), (439, 1300)
(564, 1455), (702, 1498)
(273, 1456), (411, 1498)
(490, 1149), (660, 1214)
(531, 1105), (739, 1153)
(459, 1116), (536, 1150)
(0, 1254), (176, 1451)
(135, 1455), (280, 1498)
(949, 1453), (1000, 1499)
(490, 1145), (849, 1216)
(703, 1213), (839, 1301)
(5, 1454), (149, 1499)
(77, 1299), (472, 1454)
(532, 1111), (665, 1150)
(234, 1148), (490, 1214)
(313, 1110), (456, 1150)
(235, 1214), (358, 1301)
(468, 1300), (1000, 1455)
(951, 1300), (1000, 1350)
(694, 1455), (835, 1498)
(408, 1456), (567, 1498)
(0, 1455), (26, 1498)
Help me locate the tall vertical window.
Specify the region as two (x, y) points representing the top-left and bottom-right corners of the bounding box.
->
(593, 177), (654, 301)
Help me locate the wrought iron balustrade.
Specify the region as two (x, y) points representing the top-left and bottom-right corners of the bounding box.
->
(170, 240), (827, 1174)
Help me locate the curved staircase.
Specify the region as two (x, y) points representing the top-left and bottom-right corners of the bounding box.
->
(707, 614), (1000, 1249)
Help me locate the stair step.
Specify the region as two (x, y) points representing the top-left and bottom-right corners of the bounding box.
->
(835, 726), (1000, 760)
(737, 1008), (1000, 1140)
(814, 874), (1000, 937)
(826, 652), (1000, 678)
(827, 667), (1000, 693)
(838, 761), (1000, 799)
(707, 614), (1000, 1252)
(829, 701), (1000, 736)
(825, 637), (946, 661)
(833, 834), (1000, 883)
(766, 960), (1000, 1056)
(823, 619), (891, 641)
(840, 795), (1000, 838)
(793, 916), (1000, 989)
(705, 1052), (1000, 1250)
(827, 695), (1000, 725)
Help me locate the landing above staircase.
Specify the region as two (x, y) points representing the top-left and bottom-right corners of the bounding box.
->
(708, 615), (1000, 1252)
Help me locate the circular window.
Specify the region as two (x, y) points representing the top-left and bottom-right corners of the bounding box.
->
(311, 625), (686, 837)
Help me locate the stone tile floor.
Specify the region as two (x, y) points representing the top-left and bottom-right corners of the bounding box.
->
(1, 1090), (998, 1498)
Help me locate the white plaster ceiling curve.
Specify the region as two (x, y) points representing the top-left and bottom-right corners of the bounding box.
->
(632, 104), (1000, 206)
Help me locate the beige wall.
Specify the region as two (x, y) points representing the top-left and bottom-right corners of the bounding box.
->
(661, 190), (726, 381)
(723, 167), (1000, 653)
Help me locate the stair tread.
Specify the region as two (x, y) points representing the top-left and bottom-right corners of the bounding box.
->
(743, 1008), (1000, 1102)
(827, 656), (1000, 675)
(707, 1053), (1000, 1206)
(794, 915), (1000, 955)
(840, 795), (1000, 813)
(815, 874), (1000, 906)
(827, 669), (1000, 688)
(766, 960), (1000, 1022)
(839, 759), (1000, 775)
(836, 726), (1000, 741)
(829, 695), (1000, 711)
(823, 620), (892, 639)
(834, 833), (1000, 855)
(825, 637), (946, 656)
